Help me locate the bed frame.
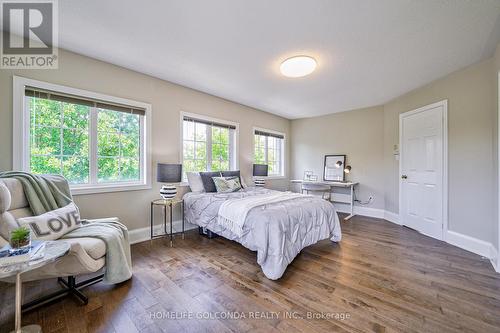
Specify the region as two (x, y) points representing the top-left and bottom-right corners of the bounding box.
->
(198, 227), (219, 239)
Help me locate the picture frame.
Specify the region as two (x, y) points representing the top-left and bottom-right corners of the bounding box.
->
(324, 155), (346, 181)
(303, 170), (313, 180)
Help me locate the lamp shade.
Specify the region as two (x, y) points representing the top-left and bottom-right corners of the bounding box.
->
(253, 164), (268, 177)
(157, 163), (182, 183)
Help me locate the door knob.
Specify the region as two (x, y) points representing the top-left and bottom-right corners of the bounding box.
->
(401, 175), (407, 179)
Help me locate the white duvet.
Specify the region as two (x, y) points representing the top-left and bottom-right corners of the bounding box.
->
(217, 191), (310, 237)
(183, 187), (341, 280)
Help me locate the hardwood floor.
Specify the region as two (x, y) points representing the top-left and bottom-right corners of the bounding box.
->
(1, 215), (500, 332)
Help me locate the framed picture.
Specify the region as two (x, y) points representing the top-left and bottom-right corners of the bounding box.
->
(303, 170), (313, 180)
(324, 155), (346, 181)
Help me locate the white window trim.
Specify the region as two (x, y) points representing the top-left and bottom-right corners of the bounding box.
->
(253, 126), (286, 179)
(179, 111), (239, 174)
(13, 76), (152, 195)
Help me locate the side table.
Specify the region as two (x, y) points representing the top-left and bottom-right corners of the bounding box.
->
(0, 241), (70, 333)
(150, 199), (185, 247)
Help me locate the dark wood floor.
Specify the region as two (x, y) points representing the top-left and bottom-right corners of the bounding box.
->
(1, 215), (500, 333)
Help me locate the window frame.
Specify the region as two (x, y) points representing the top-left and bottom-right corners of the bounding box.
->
(253, 126), (286, 178)
(179, 111), (239, 178)
(13, 76), (152, 195)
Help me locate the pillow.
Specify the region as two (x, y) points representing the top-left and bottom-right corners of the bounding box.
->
(221, 170), (246, 188)
(199, 171), (222, 192)
(187, 172), (205, 192)
(17, 202), (81, 241)
(212, 176), (242, 193)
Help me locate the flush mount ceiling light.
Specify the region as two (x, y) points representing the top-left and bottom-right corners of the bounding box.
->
(280, 56), (317, 78)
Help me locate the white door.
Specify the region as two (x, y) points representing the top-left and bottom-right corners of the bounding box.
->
(399, 101), (447, 240)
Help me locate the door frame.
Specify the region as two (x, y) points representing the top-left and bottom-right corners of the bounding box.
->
(399, 99), (448, 240)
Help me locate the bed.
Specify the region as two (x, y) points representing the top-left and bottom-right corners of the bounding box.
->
(183, 187), (341, 280)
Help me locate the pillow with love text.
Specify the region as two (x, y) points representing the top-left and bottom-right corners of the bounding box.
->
(17, 202), (82, 240)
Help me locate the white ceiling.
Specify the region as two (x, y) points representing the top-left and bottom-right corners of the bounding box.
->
(57, 0), (500, 119)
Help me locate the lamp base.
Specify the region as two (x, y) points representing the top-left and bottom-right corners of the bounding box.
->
(160, 184), (177, 200)
(254, 178), (266, 187)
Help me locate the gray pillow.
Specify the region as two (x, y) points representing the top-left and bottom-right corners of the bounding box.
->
(199, 171), (222, 192)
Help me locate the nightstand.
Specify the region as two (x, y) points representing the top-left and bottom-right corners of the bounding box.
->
(150, 198), (185, 247)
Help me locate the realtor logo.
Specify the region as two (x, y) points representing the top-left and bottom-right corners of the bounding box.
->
(1, 0), (58, 68)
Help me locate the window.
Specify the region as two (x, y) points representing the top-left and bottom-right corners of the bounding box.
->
(181, 113), (237, 178)
(14, 77), (151, 194)
(254, 128), (285, 176)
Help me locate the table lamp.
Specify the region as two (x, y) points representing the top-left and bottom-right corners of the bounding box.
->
(157, 163), (182, 200)
(253, 164), (268, 187)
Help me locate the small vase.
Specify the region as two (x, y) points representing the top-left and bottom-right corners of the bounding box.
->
(9, 230), (31, 254)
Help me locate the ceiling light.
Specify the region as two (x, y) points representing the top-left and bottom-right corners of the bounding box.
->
(280, 56), (317, 78)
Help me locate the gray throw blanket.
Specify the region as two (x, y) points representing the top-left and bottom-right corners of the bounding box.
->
(1, 171), (132, 284)
(0, 171), (72, 215)
(62, 219), (132, 284)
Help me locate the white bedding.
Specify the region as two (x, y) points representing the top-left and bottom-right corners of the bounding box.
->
(217, 191), (309, 237)
(183, 187), (341, 280)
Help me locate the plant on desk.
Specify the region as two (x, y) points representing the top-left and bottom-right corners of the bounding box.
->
(9, 226), (31, 249)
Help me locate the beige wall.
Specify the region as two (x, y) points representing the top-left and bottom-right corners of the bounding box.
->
(290, 106), (385, 210)
(0, 49), (290, 231)
(383, 58), (497, 243)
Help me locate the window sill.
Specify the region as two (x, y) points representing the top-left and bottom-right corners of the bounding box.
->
(71, 183), (151, 196)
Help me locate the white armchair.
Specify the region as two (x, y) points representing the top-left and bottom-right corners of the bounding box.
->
(0, 178), (118, 311)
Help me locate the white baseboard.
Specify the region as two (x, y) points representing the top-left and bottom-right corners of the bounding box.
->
(383, 211), (400, 225)
(445, 230), (493, 259)
(129, 220), (197, 244)
(491, 246), (499, 273)
(333, 203), (402, 226)
(333, 203), (385, 219)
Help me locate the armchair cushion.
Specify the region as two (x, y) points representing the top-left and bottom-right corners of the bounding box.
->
(63, 237), (106, 260)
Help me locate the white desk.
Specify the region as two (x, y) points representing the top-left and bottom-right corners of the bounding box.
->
(290, 180), (359, 220)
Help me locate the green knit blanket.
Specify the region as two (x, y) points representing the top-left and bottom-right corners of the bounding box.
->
(0, 171), (72, 215)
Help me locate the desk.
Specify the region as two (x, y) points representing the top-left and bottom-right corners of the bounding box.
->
(290, 180), (359, 220)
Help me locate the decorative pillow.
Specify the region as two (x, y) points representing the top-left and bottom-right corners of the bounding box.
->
(199, 171), (222, 192)
(187, 172), (205, 192)
(221, 170), (246, 188)
(212, 176), (242, 193)
(17, 202), (82, 241)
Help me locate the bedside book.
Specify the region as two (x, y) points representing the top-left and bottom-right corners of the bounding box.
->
(0, 240), (45, 266)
